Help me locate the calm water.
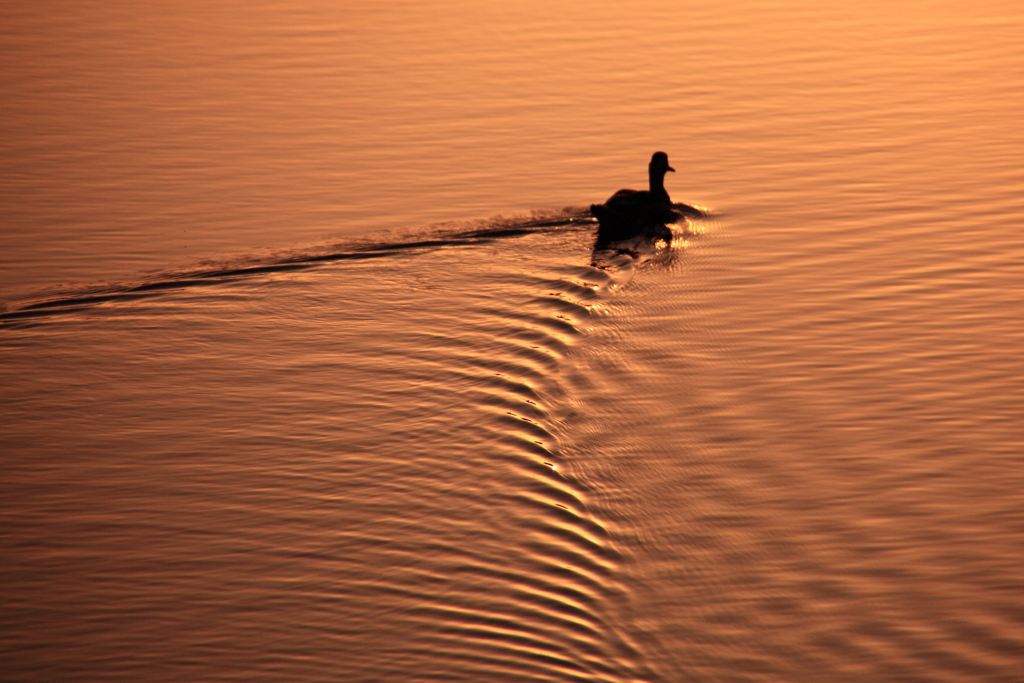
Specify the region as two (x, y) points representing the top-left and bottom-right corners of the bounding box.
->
(3, 1), (1024, 681)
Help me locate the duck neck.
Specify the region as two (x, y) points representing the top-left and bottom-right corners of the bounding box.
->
(649, 167), (671, 203)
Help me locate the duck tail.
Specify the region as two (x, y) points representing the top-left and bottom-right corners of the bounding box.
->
(590, 204), (611, 223)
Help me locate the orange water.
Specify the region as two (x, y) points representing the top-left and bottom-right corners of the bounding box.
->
(3, 1), (1023, 681)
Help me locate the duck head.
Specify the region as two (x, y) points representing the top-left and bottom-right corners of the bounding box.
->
(648, 151), (675, 202)
(650, 151), (675, 175)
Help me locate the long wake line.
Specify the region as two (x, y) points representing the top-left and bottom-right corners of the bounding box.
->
(1, 212), (597, 328)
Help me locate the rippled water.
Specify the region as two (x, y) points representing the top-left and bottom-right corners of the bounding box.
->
(3, 1), (1024, 681)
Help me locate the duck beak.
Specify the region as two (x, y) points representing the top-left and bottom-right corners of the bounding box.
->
(667, 165), (675, 172)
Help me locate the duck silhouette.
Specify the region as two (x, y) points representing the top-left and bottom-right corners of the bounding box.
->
(591, 151), (703, 245)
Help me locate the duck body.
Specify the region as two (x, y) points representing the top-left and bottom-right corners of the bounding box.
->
(591, 189), (680, 226)
(591, 151), (683, 243)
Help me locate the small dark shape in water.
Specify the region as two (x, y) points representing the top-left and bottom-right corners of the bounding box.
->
(590, 151), (706, 246)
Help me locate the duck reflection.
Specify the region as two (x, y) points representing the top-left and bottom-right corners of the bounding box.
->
(590, 227), (676, 270)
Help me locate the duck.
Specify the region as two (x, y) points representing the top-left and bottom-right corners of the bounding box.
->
(591, 151), (703, 244)
(591, 151), (678, 239)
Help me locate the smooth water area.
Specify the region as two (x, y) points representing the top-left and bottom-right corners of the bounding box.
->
(3, 1), (1024, 681)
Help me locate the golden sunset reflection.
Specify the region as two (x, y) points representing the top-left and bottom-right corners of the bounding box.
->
(2, 1), (1023, 681)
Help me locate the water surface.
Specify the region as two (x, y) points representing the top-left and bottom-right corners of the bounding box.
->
(3, 1), (1024, 681)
